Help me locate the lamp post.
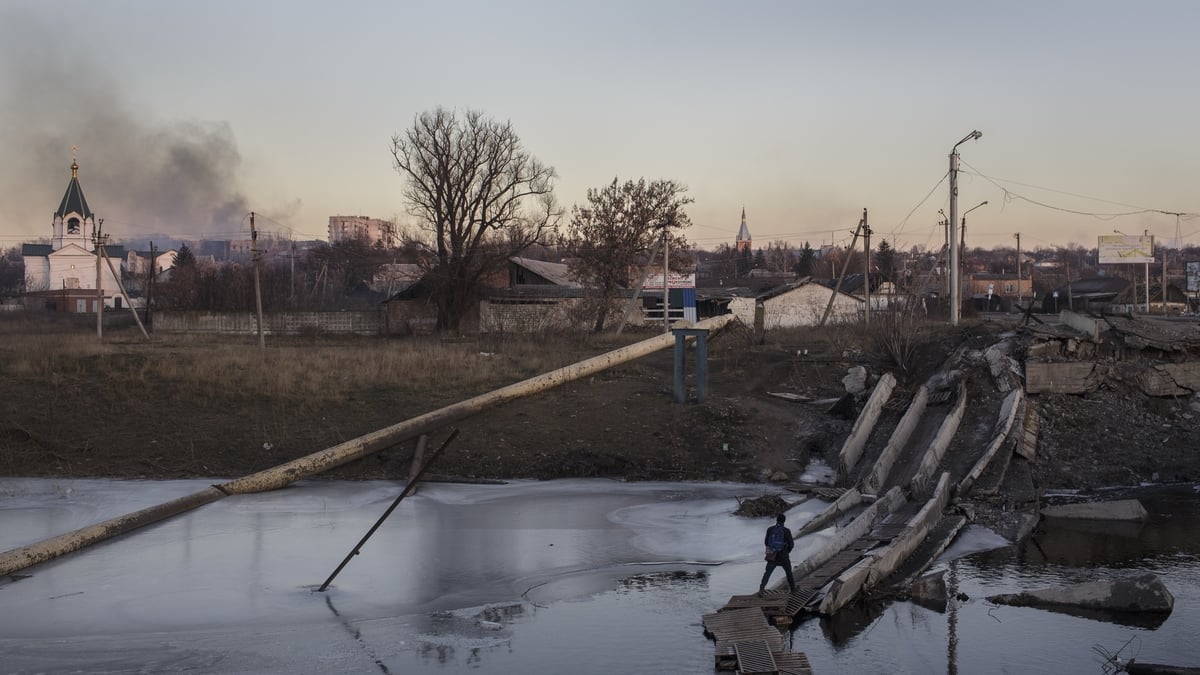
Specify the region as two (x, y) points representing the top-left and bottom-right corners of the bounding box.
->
(949, 130), (982, 325)
(960, 201), (987, 309)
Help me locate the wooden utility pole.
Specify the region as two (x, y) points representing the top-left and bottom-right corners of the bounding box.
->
(660, 215), (671, 333)
(101, 244), (150, 340)
(290, 240), (297, 306)
(862, 208), (871, 326)
(95, 219), (104, 339)
(146, 242), (156, 328)
(1014, 232), (1022, 307)
(251, 212), (265, 351)
(818, 218), (864, 327)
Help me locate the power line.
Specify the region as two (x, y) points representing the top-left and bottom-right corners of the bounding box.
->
(959, 161), (1199, 221)
(890, 170), (950, 240)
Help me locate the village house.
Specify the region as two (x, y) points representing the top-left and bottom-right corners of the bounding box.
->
(478, 257), (592, 332)
(725, 278), (864, 329)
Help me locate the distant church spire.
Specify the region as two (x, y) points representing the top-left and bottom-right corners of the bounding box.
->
(736, 207), (751, 252)
(52, 147), (96, 251)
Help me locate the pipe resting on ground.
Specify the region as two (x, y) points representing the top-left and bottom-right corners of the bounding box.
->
(0, 315), (736, 577)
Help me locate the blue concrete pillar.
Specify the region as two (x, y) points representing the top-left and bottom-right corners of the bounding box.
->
(671, 328), (710, 404)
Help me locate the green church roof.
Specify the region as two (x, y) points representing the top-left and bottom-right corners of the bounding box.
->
(55, 161), (93, 220)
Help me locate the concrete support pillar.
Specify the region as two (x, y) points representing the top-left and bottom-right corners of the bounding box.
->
(672, 328), (710, 403)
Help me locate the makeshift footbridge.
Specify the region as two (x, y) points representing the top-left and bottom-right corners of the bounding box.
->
(701, 338), (1037, 672)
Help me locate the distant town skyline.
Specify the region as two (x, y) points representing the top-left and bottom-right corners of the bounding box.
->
(1, 1), (1197, 254)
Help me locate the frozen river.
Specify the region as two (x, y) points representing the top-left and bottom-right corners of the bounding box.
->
(2, 478), (1198, 674)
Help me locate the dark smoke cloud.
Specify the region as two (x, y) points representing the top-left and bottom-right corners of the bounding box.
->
(0, 8), (252, 241)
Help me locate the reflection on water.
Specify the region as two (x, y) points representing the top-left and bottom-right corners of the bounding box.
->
(1, 479), (1198, 674)
(788, 485), (1200, 674)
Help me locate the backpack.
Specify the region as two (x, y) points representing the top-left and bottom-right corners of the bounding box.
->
(767, 524), (789, 553)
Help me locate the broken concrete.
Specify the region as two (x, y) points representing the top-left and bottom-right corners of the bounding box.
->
(835, 373), (896, 484)
(1025, 361), (1102, 394)
(987, 573), (1174, 614)
(1060, 310), (1102, 342)
(1041, 499), (1149, 522)
(958, 388), (1023, 496)
(909, 570), (948, 613)
(842, 366), (869, 395)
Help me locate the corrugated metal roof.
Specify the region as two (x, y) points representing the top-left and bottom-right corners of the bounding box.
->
(509, 257), (581, 287)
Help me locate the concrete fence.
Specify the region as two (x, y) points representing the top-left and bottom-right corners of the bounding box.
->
(154, 310), (384, 336)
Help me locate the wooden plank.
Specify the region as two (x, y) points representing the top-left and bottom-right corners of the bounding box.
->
(1015, 405), (1040, 461)
(774, 652), (814, 675)
(735, 640), (777, 674)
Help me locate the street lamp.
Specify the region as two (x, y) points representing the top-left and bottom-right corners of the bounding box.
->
(960, 200), (987, 310)
(949, 130), (982, 325)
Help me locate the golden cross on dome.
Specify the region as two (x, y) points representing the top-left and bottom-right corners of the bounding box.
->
(72, 144), (78, 161)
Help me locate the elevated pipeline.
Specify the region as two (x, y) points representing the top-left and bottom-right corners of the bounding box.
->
(0, 315), (735, 577)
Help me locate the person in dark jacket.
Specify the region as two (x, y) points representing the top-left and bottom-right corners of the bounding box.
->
(759, 513), (796, 595)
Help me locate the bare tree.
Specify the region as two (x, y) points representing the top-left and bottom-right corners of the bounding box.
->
(391, 107), (559, 332)
(566, 177), (693, 333)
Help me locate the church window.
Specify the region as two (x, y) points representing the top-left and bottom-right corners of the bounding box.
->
(68, 217), (80, 234)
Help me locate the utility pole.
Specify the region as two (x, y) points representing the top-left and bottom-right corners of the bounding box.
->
(147, 242), (156, 329)
(1163, 247), (1168, 314)
(660, 215), (671, 333)
(251, 212), (265, 351)
(1144, 229), (1152, 314)
(1014, 232), (1022, 307)
(95, 219), (104, 339)
(101, 242), (150, 340)
(862, 208), (871, 326)
(819, 217), (864, 326)
(290, 240), (297, 306)
(949, 130), (982, 325)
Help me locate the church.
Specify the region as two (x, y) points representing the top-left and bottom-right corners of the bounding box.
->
(22, 155), (125, 312)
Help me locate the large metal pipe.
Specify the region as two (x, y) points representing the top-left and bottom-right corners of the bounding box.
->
(0, 487), (226, 577)
(0, 315), (736, 576)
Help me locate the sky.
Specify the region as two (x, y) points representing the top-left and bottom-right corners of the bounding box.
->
(1, 0), (1197, 255)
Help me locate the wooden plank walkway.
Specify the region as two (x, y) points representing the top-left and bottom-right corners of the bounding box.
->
(703, 605), (815, 673)
(700, 505), (919, 672)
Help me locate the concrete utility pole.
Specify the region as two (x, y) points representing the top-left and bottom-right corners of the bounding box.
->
(949, 130), (982, 325)
(1014, 232), (1022, 307)
(251, 212), (265, 351)
(95, 219), (104, 339)
(960, 201), (987, 307)
(862, 208), (871, 326)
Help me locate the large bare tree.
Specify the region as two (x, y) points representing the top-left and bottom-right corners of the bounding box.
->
(391, 108), (559, 331)
(566, 177), (692, 332)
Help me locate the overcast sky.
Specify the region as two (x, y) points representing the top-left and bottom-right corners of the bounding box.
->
(2, 0), (1197, 253)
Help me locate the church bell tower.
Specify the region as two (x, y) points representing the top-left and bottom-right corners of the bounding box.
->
(51, 146), (96, 252)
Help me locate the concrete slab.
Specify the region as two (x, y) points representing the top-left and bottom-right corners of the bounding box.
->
(1041, 499), (1149, 522)
(987, 573), (1174, 613)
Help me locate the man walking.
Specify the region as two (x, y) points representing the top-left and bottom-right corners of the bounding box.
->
(759, 513), (796, 595)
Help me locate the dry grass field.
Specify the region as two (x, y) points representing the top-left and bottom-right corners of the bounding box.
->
(0, 316), (867, 482)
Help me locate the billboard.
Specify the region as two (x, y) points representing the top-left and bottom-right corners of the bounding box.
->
(1098, 234), (1154, 264)
(645, 271), (696, 290)
(1187, 261), (1200, 293)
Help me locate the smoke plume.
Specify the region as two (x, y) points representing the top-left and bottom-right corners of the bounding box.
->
(0, 8), (251, 242)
